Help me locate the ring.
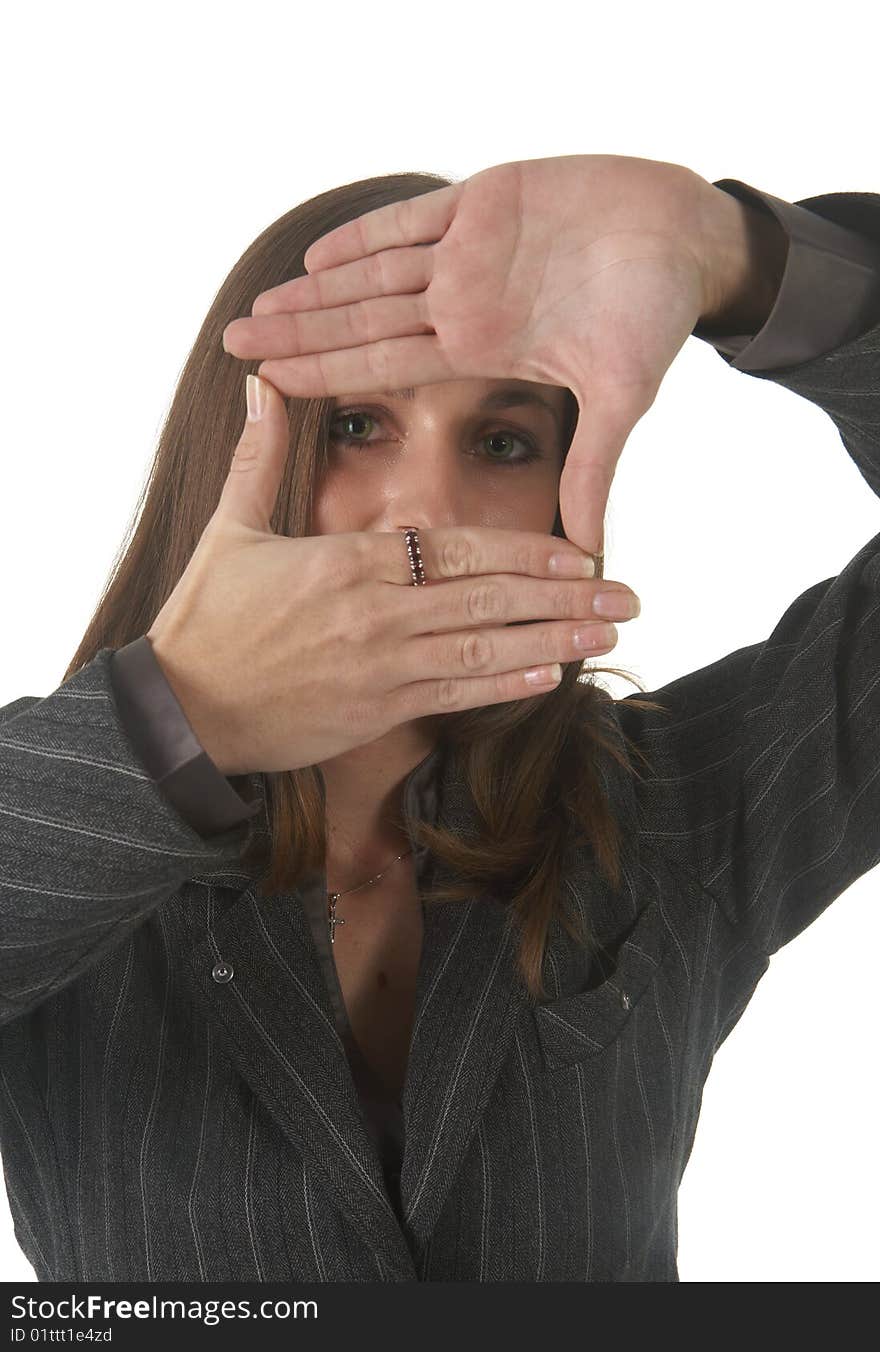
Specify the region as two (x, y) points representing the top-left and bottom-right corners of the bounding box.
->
(402, 527), (427, 586)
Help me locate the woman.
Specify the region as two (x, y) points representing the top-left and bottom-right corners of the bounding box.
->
(1, 155), (879, 1282)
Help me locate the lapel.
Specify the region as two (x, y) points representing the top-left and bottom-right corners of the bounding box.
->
(395, 750), (530, 1250)
(165, 745), (535, 1268)
(394, 715), (643, 1249)
(168, 868), (418, 1275)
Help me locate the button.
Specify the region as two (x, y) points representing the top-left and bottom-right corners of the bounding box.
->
(212, 960), (234, 983)
(620, 991), (631, 1010)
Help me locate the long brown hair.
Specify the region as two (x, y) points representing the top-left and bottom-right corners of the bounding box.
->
(64, 168), (669, 1002)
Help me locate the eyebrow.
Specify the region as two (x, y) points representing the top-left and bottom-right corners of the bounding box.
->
(361, 385), (563, 433)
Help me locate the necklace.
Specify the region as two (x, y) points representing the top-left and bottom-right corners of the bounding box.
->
(326, 848), (414, 945)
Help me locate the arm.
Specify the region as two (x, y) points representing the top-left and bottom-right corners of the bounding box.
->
(0, 646), (260, 1026)
(618, 184), (880, 967)
(693, 177), (880, 369)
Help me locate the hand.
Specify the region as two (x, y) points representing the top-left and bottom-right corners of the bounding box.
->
(145, 376), (640, 776)
(222, 153), (730, 557)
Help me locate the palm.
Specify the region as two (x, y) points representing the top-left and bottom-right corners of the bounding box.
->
(226, 154), (713, 556)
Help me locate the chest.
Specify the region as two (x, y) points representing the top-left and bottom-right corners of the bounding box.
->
(326, 860), (423, 1101)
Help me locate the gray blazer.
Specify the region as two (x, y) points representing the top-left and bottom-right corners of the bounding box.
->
(2, 182), (880, 1283)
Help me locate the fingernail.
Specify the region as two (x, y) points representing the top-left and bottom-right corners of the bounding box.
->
(574, 623), (617, 650)
(549, 552), (596, 578)
(246, 374), (266, 421)
(593, 590), (640, 619)
(524, 663), (563, 686)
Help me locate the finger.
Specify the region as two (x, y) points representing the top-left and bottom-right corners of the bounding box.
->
(213, 375), (290, 535)
(302, 182), (462, 272)
(250, 245), (433, 318)
(225, 294), (432, 363)
(557, 405), (633, 557)
(558, 452), (616, 561)
(379, 525), (599, 589)
(256, 333), (457, 399)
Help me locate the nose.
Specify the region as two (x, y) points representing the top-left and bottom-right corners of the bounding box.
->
(385, 431), (474, 523)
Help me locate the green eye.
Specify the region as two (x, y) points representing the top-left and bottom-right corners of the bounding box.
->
(328, 410), (542, 467)
(330, 411), (378, 441)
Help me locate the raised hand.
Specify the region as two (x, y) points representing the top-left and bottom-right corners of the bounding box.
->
(145, 376), (640, 776)
(222, 154), (737, 557)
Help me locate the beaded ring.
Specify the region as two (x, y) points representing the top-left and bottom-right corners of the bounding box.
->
(402, 526), (427, 586)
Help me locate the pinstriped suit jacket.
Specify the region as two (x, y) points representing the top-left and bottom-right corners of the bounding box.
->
(2, 189), (880, 1283)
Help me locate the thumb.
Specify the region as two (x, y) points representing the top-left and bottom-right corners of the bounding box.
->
(215, 373), (290, 533)
(557, 410), (627, 558)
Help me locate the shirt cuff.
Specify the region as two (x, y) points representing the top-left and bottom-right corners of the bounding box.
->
(692, 178), (880, 372)
(109, 634), (263, 838)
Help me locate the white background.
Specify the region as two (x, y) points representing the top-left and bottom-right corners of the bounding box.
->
(0, 0), (877, 1283)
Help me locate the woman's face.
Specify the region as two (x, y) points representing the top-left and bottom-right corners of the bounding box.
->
(310, 377), (570, 544)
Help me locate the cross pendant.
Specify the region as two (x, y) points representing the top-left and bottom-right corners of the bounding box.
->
(327, 891), (346, 946)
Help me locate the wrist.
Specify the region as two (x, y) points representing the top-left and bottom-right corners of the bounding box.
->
(695, 183), (789, 337)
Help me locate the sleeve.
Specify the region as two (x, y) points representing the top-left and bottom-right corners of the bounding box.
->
(0, 645), (264, 1027)
(617, 186), (880, 961)
(109, 635), (261, 836)
(692, 179), (880, 371)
